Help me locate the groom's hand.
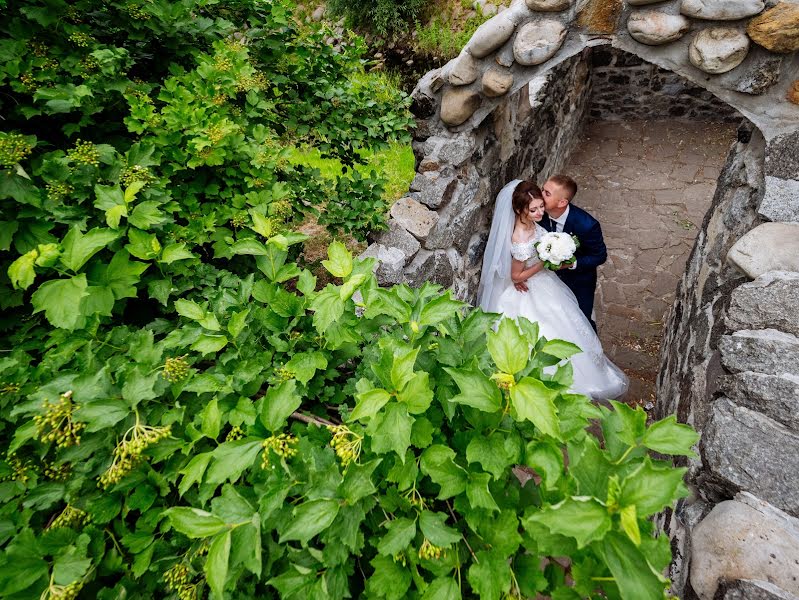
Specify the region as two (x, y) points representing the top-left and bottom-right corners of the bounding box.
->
(514, 281), (528, 292)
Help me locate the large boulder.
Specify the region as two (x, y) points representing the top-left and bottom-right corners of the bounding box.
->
(747, 2), (799, 53)
(372, 219), (421, 260)
(513, 20), (567, 66)
(730, 54), (783, 95)
(759, 176), (799, 222)
(466, 12), (517, 58)
(627, 11), (691, 45)
(726, 271), (799, 337)
(440, 88), (481, 127)
(360, 244), (410, 286)
(689, 28), (750, 74)
(690, 493), (799, 600)
(727, 222), (799, 278)
(680, 0), (765, 20)
(701, 399), (799, 516)
(390, 198), (440, 242)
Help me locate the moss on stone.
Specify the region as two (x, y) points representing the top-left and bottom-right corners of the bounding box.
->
(577, 0), (623, 34)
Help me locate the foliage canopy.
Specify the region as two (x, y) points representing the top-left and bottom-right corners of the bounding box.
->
(0, 1), (697, 599)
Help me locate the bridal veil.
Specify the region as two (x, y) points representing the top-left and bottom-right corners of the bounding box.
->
(477, 179), (520, 312)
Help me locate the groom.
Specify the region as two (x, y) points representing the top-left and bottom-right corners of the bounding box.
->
(540, 174), (607, 331)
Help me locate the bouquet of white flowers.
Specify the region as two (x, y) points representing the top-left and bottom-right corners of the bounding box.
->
(536, 231), (580, 270)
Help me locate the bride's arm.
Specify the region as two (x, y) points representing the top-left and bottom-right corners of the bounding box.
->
(511, 258), (543, 283)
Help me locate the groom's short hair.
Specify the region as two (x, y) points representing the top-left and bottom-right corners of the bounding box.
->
(548, 174), (578, 201)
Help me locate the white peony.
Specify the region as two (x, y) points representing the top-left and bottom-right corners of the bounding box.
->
(536, 232), (578, 269)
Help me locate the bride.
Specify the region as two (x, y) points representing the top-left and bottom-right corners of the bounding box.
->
(477, 179), (628, 400)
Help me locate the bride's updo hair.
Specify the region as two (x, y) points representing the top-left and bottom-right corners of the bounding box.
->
(512, 180), (543, 217)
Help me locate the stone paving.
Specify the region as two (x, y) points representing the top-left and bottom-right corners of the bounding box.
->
(564, 120), (737, 405)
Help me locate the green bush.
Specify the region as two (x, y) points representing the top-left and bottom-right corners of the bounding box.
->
(327, 0), (428, 36)
(0, 1), (696, 598)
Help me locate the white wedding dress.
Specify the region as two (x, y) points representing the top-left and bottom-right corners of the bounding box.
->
(477, 180), (628, 401)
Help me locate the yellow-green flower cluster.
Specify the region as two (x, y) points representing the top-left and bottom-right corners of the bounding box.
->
(0, 133), (34, 166)
(68, 32), (93, 47)
(67, 139), (100, 167)
(418, 539), (445, 560)
(164, 563), (200, 600)
(125, 4), (151, 20)
(0, 383), (21, 395)
(230, 212), (248, 228)
(99, 423), (171, 488)
(34, 390), (84, 449)
(46, 182), (74, 201)
(163, 355), (189, 382)
(121, 165), (156, 187)
(41, 579), (84, 600)
(327, 424), (362, 467)
(275, 366), (295, 382)
(491, 372), (516, 391)
(50, 505), (90, 530)
(28, 41), (49, 57)
(261, 433), (298, 469)
(19, 73), (37, 92)
(225, 425), (244, 442)
(43, 462), (71, 481)
(3, 453), (33, 483)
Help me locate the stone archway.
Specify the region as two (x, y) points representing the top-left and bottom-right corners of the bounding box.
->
(362, 1), (799, 598)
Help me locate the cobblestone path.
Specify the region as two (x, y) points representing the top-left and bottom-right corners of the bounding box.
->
(565, 120), (737, 407)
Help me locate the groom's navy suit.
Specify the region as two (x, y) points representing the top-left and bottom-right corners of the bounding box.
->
(542, 205), (607, 330)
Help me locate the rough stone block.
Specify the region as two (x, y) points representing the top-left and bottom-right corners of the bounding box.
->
(729, 54), (783, 95)
(727, 223), (799, 279)
(726, 271), (799, 336)
(402, 250), (454, 288)
(390, 198), (439, 241)
(747, 2), (799, 53)
(765, 132), (799, 180)
(719, 328), (799, 376)
(759, 176), (799, 222)
(411, 171), (459, 209)
(690, 492), (799, 600)
(360, 244), (409, 286)
(718, 579), (799, 600)
(513, 20), (566, 66)
(701, 399), (799, 516)
(372, 219), (421, 260)
(721, 371), (799, 430)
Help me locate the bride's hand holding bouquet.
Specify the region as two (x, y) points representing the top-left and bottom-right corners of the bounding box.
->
(536, 232), (580, 271)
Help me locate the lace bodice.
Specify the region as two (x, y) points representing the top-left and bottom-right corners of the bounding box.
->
(510, 225), (547, 263)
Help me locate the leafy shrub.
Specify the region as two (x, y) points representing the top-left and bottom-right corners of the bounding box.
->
(0, 0), (696, 598)
(328, 0), (428, 37)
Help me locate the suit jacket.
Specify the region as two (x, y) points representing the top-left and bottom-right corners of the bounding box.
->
(542, 204), (607, 287)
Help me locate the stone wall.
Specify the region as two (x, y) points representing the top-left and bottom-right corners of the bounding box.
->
(589, 47), (741, 122)
(365, 54), (592, 300)
(656, 122), (799, 600)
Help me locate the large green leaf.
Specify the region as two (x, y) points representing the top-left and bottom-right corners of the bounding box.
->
(418, 292), (464, 327)
(390, 345), (419, 392)
(487, 318), (529, 375)
(279, 499), (340, 544)
(339, 459), (382, 504)
(366, 555), (411, 600)
(599, 532), (667, 600)
(368, 403), (413, 459)
(444, 360), (502, 413)
(59, 226), (119, 272)
(467, 549), (512, 600)
(466, 472), (499, 512)
(31, 274), (89, 329)
(205, 441), (263, 485)
(525, 440), (564, 490)
(420, 445), (468, 499)
(205, 530), (231, 600)
(8, 249), (37, 290)
(540, 339), (582, 359)
(419, 511), (461, 547)
(642, 415), (699, 457)
(524, 498), (611, 548)
(260, 379), (301, 432)
(377, 517), (416, 556)
(619, 457), (688, 517)
(310, 285), (345, 333)
(421, 578), (461, 600)
(321, 240), (352, 278)
(510, 377), (560, 439)
(397, 372), (434, 414)
(466, 434), (512, 479)
(164, 508), (227, 538)
(349, 388), (391, 422)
